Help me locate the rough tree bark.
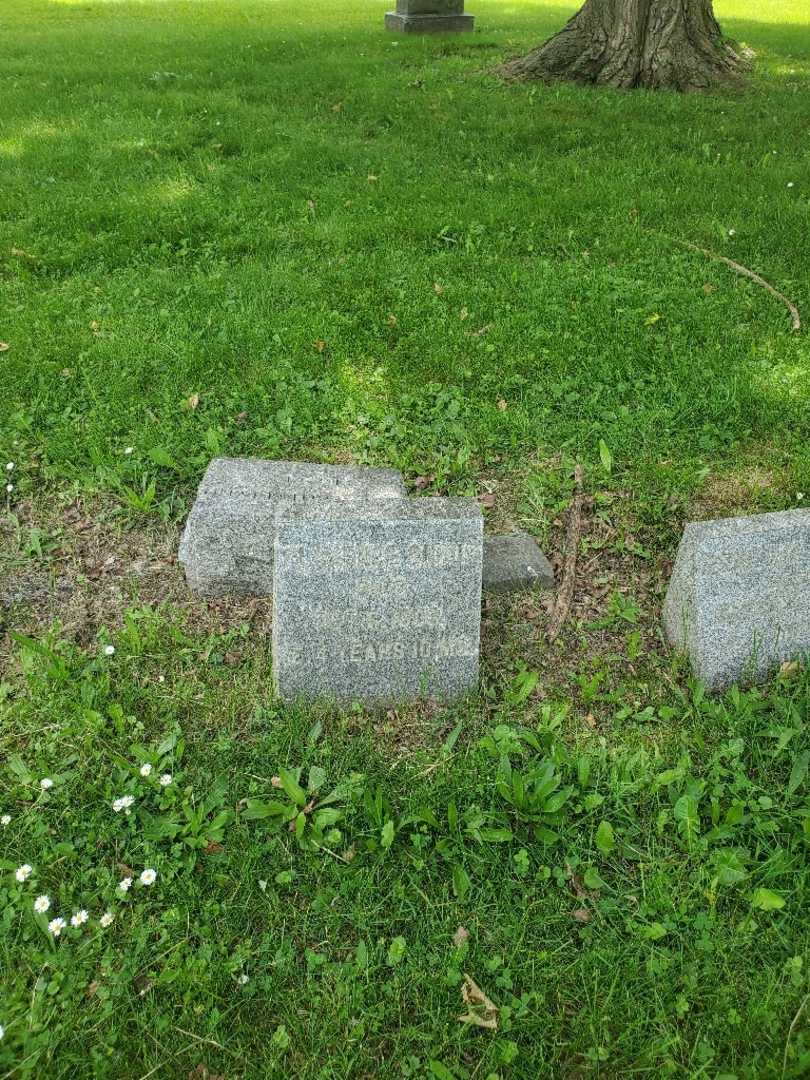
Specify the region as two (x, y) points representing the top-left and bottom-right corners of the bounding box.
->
(497, 0), (749, 92)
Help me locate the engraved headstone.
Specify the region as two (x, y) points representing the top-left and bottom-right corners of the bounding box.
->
(178, 458), (407, 597)
(663, 510), (810, 690)
(385, 0), (474, 33)
(483, 533), (555, 594)
(273, 498), (483, 704)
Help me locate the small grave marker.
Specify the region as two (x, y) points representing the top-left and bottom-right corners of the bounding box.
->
(663, 509), (810, 689)
(272, 498), (483, 703)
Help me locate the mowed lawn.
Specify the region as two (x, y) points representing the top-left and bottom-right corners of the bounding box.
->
(1, 1), (810, 1078)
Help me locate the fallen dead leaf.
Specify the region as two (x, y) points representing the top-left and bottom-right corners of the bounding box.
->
(234, 411), (248, 424)
(331, 101), (342, 112)
(452, 926), (470, 948)
(571, 907), (591, 924)
(703, 283), (715, 294)
(187, 393), (200, 410)
(203, 842), (224, 855)
(496, 398), (508, 411)
(433, 282), (444, 295)
(0, 343), (10, 352)
(477, 493), (496, 510)
(271, 775), (283, 788)
(458, 974), (499, 1031)
(780, 660), (800, 678)
(386, 314), (397, 326)
(412, 475), (434, 491)
(313, 339), (326, 353)
(367, 174), (378, 182)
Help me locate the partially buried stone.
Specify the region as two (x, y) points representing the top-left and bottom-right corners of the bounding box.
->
(482, 533), (554, 594)
(178, 458), (406, 597)
(272, 497), (483, 704)
(663, 509), (810, 690)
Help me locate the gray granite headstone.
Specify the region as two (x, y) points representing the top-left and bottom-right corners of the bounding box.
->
(663, 509), (810, 690)
(178, 458), (406, 597)
(483, 533), (554, 594)
(272, 498), (483, 704)
(385, 0), (474, 33)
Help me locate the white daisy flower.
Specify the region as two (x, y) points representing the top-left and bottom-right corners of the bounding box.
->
(4, 462), (12, 471)
(124, 447), (134, 455)
(728, 229), (736, 237)
(34, 895), (50, 914)
(70, 909), (89, 928)
(787, 182), (794, 188)
(112, 794), (135, 812)
(159, 773), (172, 787)
(140, 763), (152, 777)
(139, 868), (157, 886)
(103, 645), (115, 657)
(100, 912), (115, 928)
(237, 973), (249, 985)
(40, 778), (54, 790)
(118, 876), (133, 892)
(5, 484), (12, 494)
(15, 864), (32, 882)
(1, 814), (10, 826)
(48, 917), (66, 937)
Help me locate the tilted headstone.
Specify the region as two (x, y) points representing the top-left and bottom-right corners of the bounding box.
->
(178, 458), (406, 597)
(663, 510), (810, 690)
(483, 533), (555, 594)
(385, 0), (474, 34)
(272, 498), (483, 704)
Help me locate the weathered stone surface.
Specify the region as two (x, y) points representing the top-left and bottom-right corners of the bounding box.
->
(272, 498), (483, 704)
(482, 533), (554, 594)
(178, 458), (406, 597)
(385, 5), (473, 32)
(663, 510), (810, 690)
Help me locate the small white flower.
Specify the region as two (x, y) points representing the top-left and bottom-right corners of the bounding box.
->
(15, 864), (32, 883)
(159, 773), (172, 787)
(1, 814), (10, 826)
(48, 917), (66, 937)
(34, 894), (50, 914)
(787, 182), (794, 188)
(70, 909), (89, 928)
(118, 876), (133, 892)
(140, 868), (157, 886)
(0, 1023), (4, 1039)
(40, 778), (54, 790)
(237, 973), (249, 985)
(140, 763), (152, 777)
(124, 447), (134, 455)
(5, 484), (13, 494)
(728, 229), (736, 237)
(103, 645), (115, 657)
(100, 911), (115, 928)
(112, 794), (135, 812)
(5, 462), (13, 471)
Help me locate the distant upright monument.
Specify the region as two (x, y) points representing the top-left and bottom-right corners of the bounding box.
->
(385, 1), (474, 33)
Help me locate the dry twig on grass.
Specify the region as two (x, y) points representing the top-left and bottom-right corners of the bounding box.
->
(546, 464), (586, 643)
(670, 236), (801, 332)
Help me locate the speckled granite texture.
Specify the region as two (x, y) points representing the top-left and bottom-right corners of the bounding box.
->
(663, 510), (810, 690)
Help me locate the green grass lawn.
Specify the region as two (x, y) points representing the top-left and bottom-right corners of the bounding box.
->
(1, 0), (810, 1076)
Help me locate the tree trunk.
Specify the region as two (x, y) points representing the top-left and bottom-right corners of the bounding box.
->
(497, 0), (749, 92)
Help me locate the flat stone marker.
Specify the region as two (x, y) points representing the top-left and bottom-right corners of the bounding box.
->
(663, 509), (810, 690)
(483, 533), (554, 594)
(385, 0), (474, 33)
(178, 458), (406, 597)
(272, 498), (483, 704)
